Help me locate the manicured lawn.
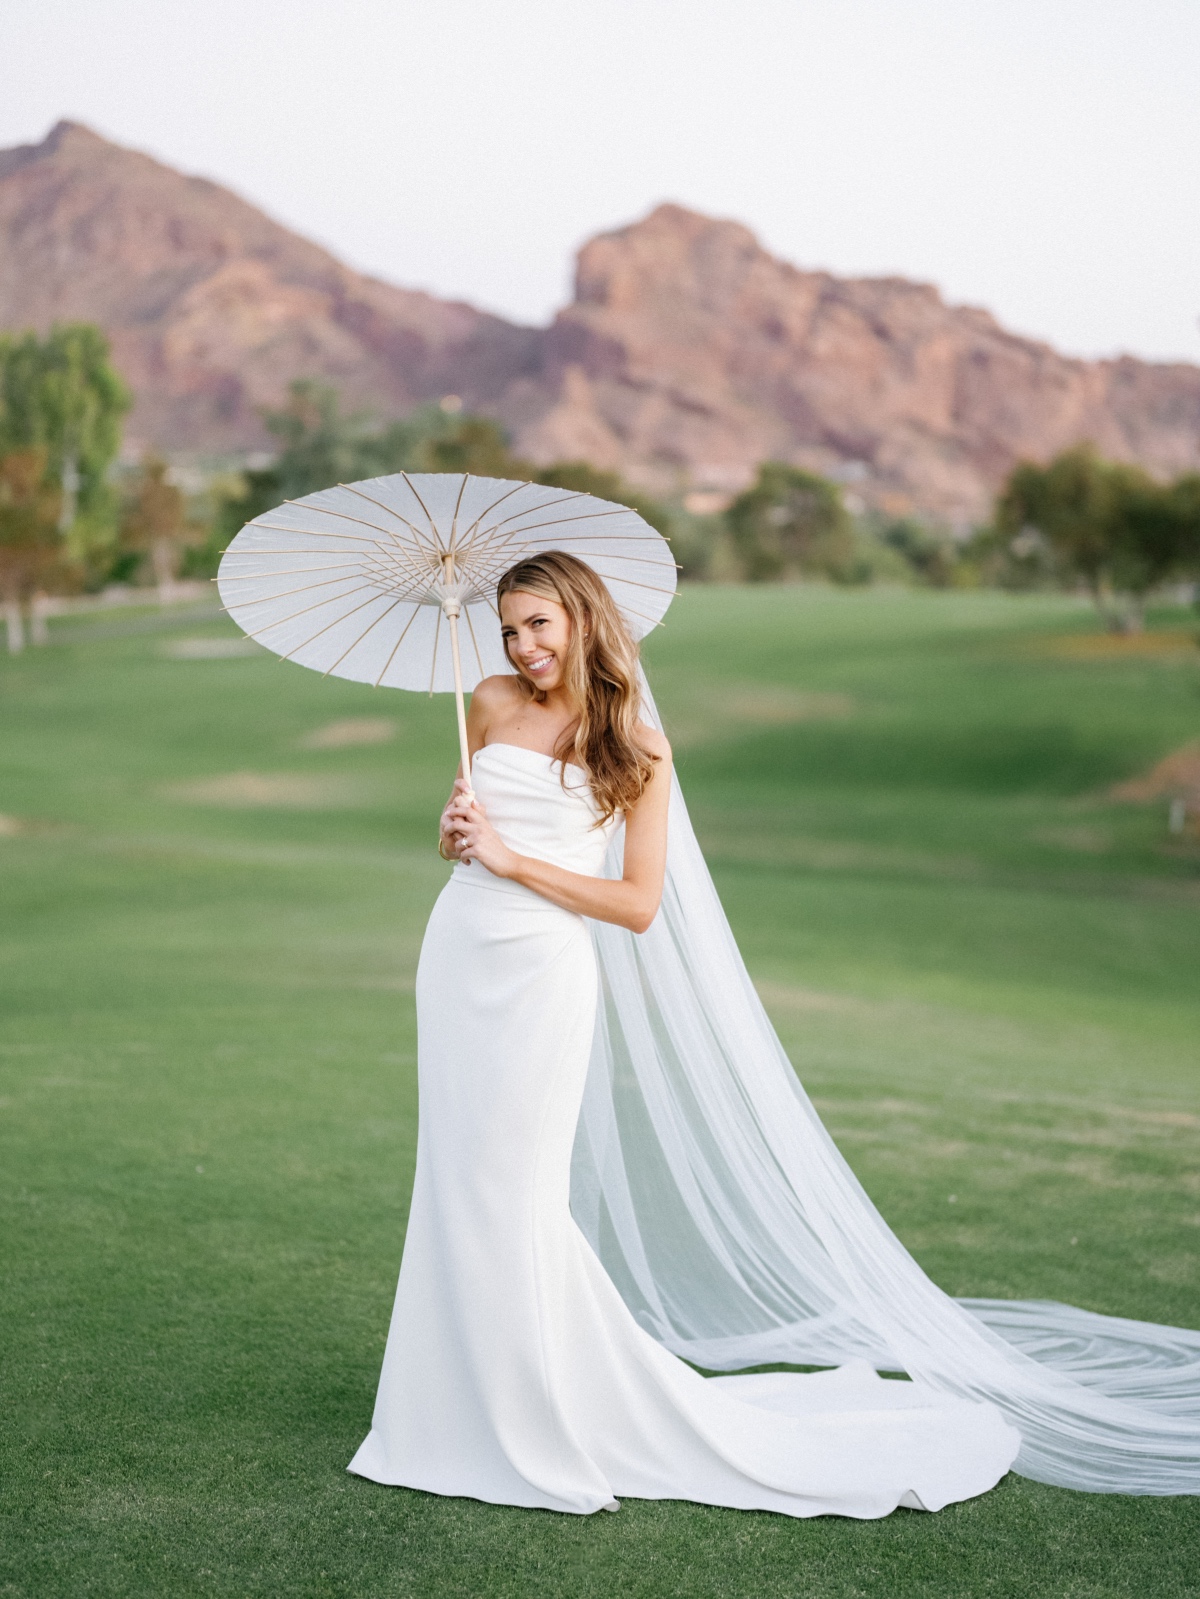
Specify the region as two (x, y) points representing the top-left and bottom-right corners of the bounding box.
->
(1, 586), (1198, 1597)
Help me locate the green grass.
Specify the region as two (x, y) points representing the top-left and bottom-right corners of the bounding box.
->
(1, 585), (1198, 1598)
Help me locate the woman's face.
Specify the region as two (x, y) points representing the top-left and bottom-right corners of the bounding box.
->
(499, 589), (573, 693)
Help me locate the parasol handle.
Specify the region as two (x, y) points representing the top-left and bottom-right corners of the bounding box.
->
(442, 598), (473, 797)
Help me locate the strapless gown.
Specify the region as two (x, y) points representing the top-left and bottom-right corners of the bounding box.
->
(348, 743), (1020, 1517)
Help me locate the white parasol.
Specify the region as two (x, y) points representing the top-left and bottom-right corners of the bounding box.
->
(216, 472), (677, 785)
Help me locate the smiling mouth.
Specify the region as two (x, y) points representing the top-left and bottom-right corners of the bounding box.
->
(525, 654), (555, 675)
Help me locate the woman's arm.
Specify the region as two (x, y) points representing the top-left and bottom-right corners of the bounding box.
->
(448, 729), (672, 934)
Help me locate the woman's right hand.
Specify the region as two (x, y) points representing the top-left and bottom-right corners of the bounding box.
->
(439, 777), (475, 859)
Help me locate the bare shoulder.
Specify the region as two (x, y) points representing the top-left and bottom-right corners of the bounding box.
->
(636, 723), (672, 764)
(471, 673), (526, 710)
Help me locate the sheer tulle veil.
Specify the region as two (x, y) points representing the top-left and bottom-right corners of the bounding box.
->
(568, 668), (1200, 1495)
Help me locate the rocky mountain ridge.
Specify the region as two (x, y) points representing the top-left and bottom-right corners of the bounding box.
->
(3, 121), (1199, 523)
(0, 121), (540, 456)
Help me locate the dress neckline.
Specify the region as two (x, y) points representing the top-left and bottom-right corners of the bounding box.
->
(476, 742), (583, 771)
(473, 743), (606, 817)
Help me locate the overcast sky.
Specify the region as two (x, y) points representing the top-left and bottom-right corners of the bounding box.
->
(3, 0), (1197, 362)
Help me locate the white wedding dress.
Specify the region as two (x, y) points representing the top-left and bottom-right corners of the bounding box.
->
(348, 743), (1022, 1515)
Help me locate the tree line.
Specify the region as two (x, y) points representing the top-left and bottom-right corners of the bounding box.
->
(0, 331), (676, 653)
(206, 396), (1199, 627)
(3, 323), (1199, 653)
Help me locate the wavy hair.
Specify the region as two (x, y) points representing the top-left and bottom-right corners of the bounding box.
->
(495, 550), (656, 823)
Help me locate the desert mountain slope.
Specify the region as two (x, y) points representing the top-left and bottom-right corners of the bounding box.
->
(2, 124), (1198, 521)
(513, 204), (1200, 522)
(0, 121), (541, 454)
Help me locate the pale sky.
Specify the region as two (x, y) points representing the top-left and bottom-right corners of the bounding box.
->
(3, 0), (1198, 363)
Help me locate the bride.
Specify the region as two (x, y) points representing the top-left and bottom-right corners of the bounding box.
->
(349, 551), (1198, 1514)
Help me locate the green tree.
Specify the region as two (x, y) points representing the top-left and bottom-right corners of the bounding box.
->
(996, 447), (1116, 612)
(206, 384), (675, 575)
(254, 383), (503, 501)
(726, 463), (855, 581)
(531, 460), (672, 539)
(204, 384), (370, 572)
(250, 380), (409, 499)
(120, 456), (197, 603)
(202, 382), (683, 583)
(880, 518), (961, 587)
(205, 383), (460, 569)
(0, 447), (63, 653)
(1113, 471), (1200, 607)
(1170, 476), (1200, 602)
(996, 446), (1199, 630)
(423, 416), (528, 478)
(0, 324), (130, 551)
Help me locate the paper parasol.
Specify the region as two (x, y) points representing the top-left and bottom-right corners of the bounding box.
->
(216, 472), (677, 785)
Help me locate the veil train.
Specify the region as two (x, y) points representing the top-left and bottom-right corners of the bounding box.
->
(569, 673), (1200, 1495)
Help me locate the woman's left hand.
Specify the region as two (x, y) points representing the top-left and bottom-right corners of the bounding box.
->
(446, 793), (520, 878)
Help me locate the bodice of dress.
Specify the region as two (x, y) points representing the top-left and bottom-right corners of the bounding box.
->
(453, 743), (618, 882)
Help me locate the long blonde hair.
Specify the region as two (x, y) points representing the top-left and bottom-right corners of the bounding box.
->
(496, 551), (656, 823)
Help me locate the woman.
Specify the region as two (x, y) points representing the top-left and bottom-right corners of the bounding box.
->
(347, 551), (1022, 1516)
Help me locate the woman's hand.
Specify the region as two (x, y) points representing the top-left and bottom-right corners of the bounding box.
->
(445, 790), (520, 878)
(439, 777), (474, 860)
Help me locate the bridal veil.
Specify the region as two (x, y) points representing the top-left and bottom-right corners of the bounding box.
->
(569, 672), (1200, 1496)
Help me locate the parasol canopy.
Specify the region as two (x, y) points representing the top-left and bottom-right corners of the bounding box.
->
(216, 472), (677, 784)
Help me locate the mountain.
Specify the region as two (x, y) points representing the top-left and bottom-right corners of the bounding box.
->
(516, 205), (1200, 523)
(0, 122), (541, 455)
(3, 123), (1199, 523)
